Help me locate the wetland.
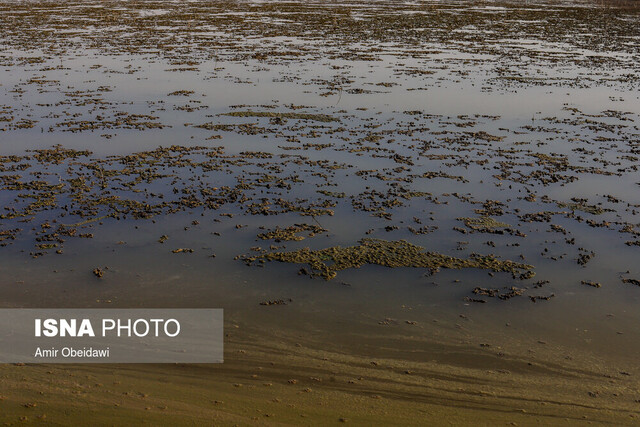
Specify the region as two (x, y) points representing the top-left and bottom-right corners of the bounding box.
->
(1, 0), (640, 424)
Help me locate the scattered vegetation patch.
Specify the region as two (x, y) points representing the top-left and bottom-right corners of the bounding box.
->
(558, 201), (606, 215)
(458, 216), (511, 233)
(581, 280), (601, 288)
(224, 111), (339, 123)
(241, 238), (534, 281)
(257, 224), (327, 242)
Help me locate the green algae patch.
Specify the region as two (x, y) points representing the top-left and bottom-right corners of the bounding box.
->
(29, 145), (92, 164)
(458, 216), (510, 232)
(223, 111), (339, 123)
(557, 202), (605, 215)
(243, 238), (534, 281)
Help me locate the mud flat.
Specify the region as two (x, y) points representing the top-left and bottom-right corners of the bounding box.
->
(2, 326), (640, 425)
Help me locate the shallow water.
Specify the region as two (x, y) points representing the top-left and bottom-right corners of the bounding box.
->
(1, 0), (640, 371)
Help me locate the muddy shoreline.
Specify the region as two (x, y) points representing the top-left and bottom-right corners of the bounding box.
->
(3, 325), (640, 425)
